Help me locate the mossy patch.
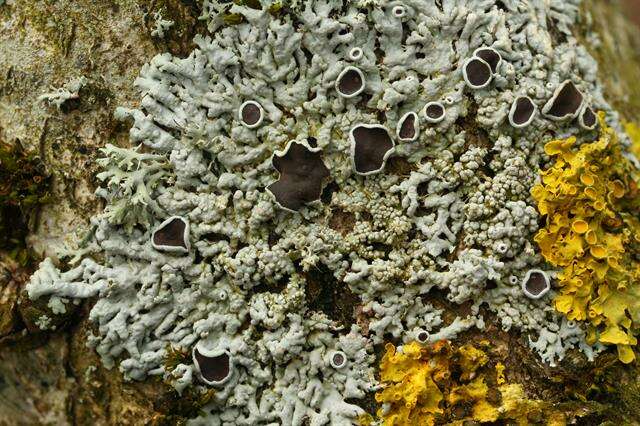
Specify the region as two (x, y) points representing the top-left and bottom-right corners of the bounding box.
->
(153, 387), (217, 421)
(164, 344), (190, 372)
(0, 139), (52, 266)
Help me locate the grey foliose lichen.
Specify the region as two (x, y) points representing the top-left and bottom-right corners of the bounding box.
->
(151, 10), (175, 39)
(38, 76), (88, 109)
(26, 0), (633, 423)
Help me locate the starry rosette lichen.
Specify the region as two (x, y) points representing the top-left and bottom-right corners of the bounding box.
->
(24, 0), (640, 423)
(95, 144), (172, 231)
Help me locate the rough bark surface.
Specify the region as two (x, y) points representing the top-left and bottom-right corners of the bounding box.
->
(1, 0), (640, 424)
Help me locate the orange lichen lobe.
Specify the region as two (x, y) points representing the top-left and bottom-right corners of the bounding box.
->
(374, 341), (562, 425)
(532, 113), (640, 363)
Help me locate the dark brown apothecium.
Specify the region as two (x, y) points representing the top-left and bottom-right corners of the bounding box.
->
(239, 100), (264, 128)
(193, 348), (232, 386)
(267, 141), (330, 212)
(542, 80), (584, 121)
(350, 124), (395, 175)
(521, 269), (551, 299)
(423, 101), (446, 124)
(336, 66), (365, 98)
(330, 350), (348, 369)
(462, 57), (492, 89)
(579, 105), (598, 130)
(509, 96), (537, 128)
(151, 216), (190, 253)
(397, 112), (419, 141)
(473, 47), (502, 73)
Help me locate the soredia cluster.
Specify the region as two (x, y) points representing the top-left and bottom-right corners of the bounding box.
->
(26, 0), (640, 424)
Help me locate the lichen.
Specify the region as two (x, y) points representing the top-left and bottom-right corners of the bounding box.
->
(94, 143), (172, 232)
(532, 113), (640, 363)
(150, 10), (174, 39)
(38, 76), (87, 109)
(20, 0), (640, 422)
(375, 340), (566, 425)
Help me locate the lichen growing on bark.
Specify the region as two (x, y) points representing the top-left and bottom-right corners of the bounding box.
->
(375, 340), (570, 425)
(532, 114), (640, 363)
(2, 0), (640, 424)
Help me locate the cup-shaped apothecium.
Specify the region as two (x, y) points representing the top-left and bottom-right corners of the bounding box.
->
(579, 105), (598, 130)
(329, 350), (348, 369)
(349, 124), (395, 175)
(423, 101), (446, 124)
(462, 57), (493, 89)
(542, 80), (584, 121)
(416, 329), (430, 344)
(521, 269), (551, 299)
(336, 66), (366, 98)
(473, 47), (502, 74)
(266, 140), (330, 212)
(151, 216), (190, 254)
(396, 111), (420, 142)
(192, 344), (234, 386)
(509, 96), (537, 128)
(239, 100), (265, 129)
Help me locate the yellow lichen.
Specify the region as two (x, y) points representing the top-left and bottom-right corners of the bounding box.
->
(532, 113), (640, 363)
(457, 343), (489, 380)
(375, 341), (444, 425)
(375, 341), (562, 425)
(495, 362), (506, 385)
(357, 413), (374, 426)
